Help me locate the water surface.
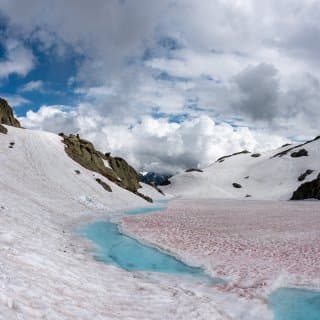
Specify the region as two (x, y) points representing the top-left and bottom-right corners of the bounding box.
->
(268, 287), (320, 320)
(79, 220), (224, 283)
(123, 206), (165, 215)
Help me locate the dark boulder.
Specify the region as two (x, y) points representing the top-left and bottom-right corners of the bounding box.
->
(298, 169), (314, 182)
(96, 178), (112, 192)
(232, 183), (242, 188)
(291, 149), (308, 158)
(185, 168), (203, 173)
(251, 153), (261, 158)
(0, 98), (21, 128)
(291, 173), (320, 200)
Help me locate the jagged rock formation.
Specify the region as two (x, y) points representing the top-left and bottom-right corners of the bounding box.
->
(60, 133), (152, 202)
(107, 155), (140, 192)
(0, 98), (21, 128)
(291, 173), (320, 200)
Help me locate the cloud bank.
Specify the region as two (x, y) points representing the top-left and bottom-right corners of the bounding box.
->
(1, 0), (320, 172)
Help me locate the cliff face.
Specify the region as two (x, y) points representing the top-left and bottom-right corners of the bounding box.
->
(0, 98), (21, 128)
(60, 133), (152, 202)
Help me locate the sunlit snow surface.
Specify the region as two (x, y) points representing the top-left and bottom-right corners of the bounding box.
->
(1, 126), (319, 319)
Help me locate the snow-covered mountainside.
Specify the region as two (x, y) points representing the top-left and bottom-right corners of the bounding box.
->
(163, 138), (320, 200)
(0, 126), (161, 211)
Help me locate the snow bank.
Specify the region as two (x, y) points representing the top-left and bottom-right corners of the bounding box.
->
(164, 139), (320, 200)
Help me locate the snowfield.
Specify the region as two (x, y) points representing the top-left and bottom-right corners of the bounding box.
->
(122, 199), (320, 299)
(0, 126), (275, 320)
(163, 138), (320, 200)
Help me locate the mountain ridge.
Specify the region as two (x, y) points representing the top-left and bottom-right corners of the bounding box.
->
(0, 98), (162, 204)
(163, 138), (320, 201)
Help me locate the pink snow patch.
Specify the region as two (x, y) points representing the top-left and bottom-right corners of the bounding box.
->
(121, 199), (320, 296)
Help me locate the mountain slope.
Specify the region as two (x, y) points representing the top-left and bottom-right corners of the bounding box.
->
(163, 139), (320, 200)
(0, 125), (161, 214)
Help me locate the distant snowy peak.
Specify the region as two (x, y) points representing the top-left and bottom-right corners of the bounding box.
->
(138, 171), (172, 186)
(163, 137), (320, 201)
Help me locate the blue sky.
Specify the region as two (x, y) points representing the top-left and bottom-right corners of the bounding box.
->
(0, 31), (81, 116)
(0, 0), (319, 172)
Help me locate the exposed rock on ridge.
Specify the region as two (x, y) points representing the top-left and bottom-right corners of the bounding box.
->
(291, 173), (320, 200)
(60, 133), (153, 202)
(107, 155), (140, 192)
(0, 98), (21, 128)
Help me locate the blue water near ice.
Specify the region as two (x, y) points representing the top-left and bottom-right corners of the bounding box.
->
(123, 206), (165, 215)
(268, 287), (320, 320)
(79, 219), (224, 284)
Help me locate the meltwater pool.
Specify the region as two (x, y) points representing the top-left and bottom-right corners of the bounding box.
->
(79, 219), (224, 284)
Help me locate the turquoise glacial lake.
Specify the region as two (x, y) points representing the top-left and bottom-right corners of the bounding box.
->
(79, 203), (320, 318)
(268, 287), (320, 320)
(79, 220), (224, 283)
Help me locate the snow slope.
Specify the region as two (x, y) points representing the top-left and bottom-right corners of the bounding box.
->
(0, 126), (161, 210)
(1, 125), (272, 320)
(164, 139), (320, 200)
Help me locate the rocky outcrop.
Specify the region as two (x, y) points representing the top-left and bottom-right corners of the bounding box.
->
(291, 173), (320, 200)
(185, 168), (203, 173)
(216, 150), (250, 163)
(291, 149), (308, 158)
(251, 153), (261, 158)
(298, 169), (313, 182)
(60, 133), (119, 182)
(96, 178), (112, 192)
(0, 98), (21, 128)
(232, 182), (242, 188)
(272, 136), (320, 158)
(0, 124), (8, 134)
(106, 155), (140, 192)
(60, 133), (152, 202)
